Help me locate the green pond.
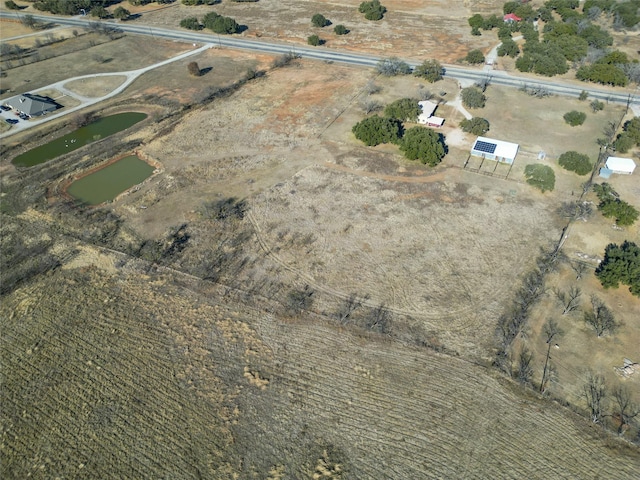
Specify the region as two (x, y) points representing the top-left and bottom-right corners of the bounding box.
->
(66, 155), (155, 205)
(11, 112), (147, 167)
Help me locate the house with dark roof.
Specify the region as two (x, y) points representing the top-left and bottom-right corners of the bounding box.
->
(4, 93), (60, 117)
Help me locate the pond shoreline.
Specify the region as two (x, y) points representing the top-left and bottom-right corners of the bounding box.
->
(60, 150), (163, 207)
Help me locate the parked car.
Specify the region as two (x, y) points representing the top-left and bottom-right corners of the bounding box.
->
(5, 118), (19, 124)
(19, 114), (29, 120)
(0, 105), (11, 111)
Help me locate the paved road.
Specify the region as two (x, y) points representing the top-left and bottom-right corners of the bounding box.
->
(1, 11), (638, 108)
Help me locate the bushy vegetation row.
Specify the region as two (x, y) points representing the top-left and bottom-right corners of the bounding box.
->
(352, 92), (447, 166)
(468, 1), (640, 86)
(180, 11), (241, 34)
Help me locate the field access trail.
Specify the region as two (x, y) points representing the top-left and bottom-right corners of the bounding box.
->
(0, 42), (212, 139)
(1, 11), (638, 108)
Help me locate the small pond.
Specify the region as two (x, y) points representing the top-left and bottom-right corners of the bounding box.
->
(66, 155), (155, 205)
(11, 112), (147, 167)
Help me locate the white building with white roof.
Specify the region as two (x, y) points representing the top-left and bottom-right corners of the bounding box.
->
(470, 137), (519, 164)
(605, 156), (636, 174)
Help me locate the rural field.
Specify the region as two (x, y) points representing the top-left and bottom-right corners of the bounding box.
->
(1, 0), (640, 477)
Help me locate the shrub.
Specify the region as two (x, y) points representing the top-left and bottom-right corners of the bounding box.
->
(352, 115), (402, 146)
(461, 86), (486, 108)
(558, 151), (593, 175)
(5, 1), (20, 10)
(187, 61), (201, 76)
(465, 49), (485, 64)
(311, 13), (330, 27)
(180, 17), (202, 30)
(307, 35), (321, 46)
(460, 117), (490, 135)
(563, 110), (586, 126)
(113, 6), (130, 20)
(524, 164), (555, 192)
(399, 127), (446, 166)
(590, 99), (604, 112)
(359, 0), (386, 21)
(334, 24), (349, 35)
(383, 98), (421, 122)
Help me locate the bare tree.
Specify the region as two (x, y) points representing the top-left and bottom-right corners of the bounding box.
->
(582, 371), (607, 423)
(360, 99), (382, 114)
(376, 57), (411, 76)
(364, 303), (392, 334)
(540, 319), (563, 393)
(335, 293), (369, 324)
(584, 295), (618, 337)
(364, 80), (381, 95)
(611, 385), (640, 435)
(516, 347), (534, 385)
(553, 286), (582, 315)
(557, 201), (593, 222)
(570, 261), (588, 280)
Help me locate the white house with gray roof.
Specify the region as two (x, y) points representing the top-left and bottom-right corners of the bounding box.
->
(4, 93), (59, 117)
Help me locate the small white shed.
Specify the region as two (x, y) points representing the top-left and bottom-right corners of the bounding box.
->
(605, 156), (636, 174)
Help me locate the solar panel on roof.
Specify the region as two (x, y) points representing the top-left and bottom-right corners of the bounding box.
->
(473, 140), (497, 154)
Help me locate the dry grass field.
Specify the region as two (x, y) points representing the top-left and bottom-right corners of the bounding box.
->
(1, 1), (640, 477)
(141, 0), (498, 63)
(2, 254), (639, 479)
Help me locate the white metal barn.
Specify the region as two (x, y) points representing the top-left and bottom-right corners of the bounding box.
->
(605, 156), (636, 174)
(470, 137), (519, 164)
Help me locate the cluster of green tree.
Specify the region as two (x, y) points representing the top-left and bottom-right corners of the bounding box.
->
(461, 86), (486, 108)
(375, 58), (443, 82)
(384, 98), (421, 122)
(583, 0), (640, 28)
(5, 1), (20, 10)
(592, 183), (639, 226)
(129, 0), (174, 4)
(524, 164), (555, 192)
(33, 0), (94, 15)
(595, 241), (640, 296)
(181, 11), (241, 33)
(563, 110), (586, 126)
(557, 151), (593, 175)
(352, 98), (447, 166)
(614, 117), (640, 153)
(460, 117), (490, 135)
(359, 0), (386, 21)
(576, 51), (630, 87)
(183, 0), (220, 5)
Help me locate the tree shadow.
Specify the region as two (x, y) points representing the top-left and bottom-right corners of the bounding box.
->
(236, 24), (249, 34)
(199, 66), (213, 75)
